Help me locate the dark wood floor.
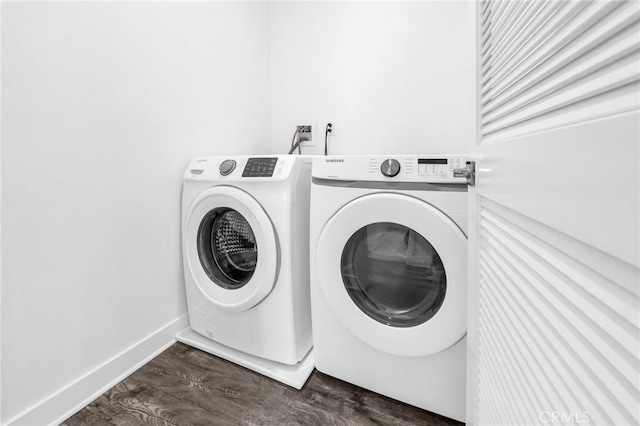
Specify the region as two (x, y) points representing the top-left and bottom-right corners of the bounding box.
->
(63, 343), (463, 425)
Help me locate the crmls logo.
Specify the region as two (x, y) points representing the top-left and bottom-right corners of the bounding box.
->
(539, 411), (590, 424)
(326, 159), (344, 163)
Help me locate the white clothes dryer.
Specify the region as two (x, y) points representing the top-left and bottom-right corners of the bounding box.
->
(178, 155), (314, 388)
(310, 155), (468, 421)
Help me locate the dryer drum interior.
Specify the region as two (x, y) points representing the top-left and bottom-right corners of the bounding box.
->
(341, 222), (447, 328)
(197, 207), (258, 289)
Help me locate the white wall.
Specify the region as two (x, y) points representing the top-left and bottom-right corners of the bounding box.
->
(269, 1), (476, 156)
(1, 2), (271, 424)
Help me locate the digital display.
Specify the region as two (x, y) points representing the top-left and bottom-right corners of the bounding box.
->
(418, 159), (448, 164)
(242, 157), (278, 177)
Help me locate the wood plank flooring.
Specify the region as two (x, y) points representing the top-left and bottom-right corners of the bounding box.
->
(63, 343), (463, 425)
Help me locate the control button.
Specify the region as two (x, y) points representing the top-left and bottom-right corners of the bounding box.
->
(219, 159), (236, 176)
(242, 158), (278, 177)
(380, 159), (401, 178)
(434, 164), (447, 174)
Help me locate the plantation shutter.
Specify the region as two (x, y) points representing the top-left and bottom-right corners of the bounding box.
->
(467, 1), (640, 425)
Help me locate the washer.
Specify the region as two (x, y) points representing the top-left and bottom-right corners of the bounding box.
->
(310, 155), (468, 421)
(177, 155), (314, 388)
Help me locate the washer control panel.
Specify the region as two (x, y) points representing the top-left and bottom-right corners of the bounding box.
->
(184, 156), (308, 182)
(242, 157), (278, 177)
(313, 155), (469, 183)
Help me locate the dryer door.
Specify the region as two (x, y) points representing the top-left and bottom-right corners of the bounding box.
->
(316, 193), (467, 357)
(184, 186), (278, 312)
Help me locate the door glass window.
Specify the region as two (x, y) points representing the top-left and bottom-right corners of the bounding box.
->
(341, 222), (446, 327)
(197, 208), (257, 289)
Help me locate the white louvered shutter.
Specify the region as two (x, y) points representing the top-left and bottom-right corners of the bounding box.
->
(467, 1), (640, 425)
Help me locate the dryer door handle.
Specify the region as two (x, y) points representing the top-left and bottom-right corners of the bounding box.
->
(453, 161), (476, 186)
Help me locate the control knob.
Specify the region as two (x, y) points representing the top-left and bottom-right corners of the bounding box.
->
(380, 159), (401, 178)
(219, 159), (236, 176)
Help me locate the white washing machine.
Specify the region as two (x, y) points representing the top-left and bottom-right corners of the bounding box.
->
(177, 155), (314, 388)
(310, 155), (468, 421)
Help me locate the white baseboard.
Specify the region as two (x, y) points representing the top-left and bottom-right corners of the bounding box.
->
(5, 314), (189, 426)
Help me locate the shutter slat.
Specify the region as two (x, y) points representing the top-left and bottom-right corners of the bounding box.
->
(479, 252), (613, 426)
(481, 83), (639, 143)
(483, 0), (522, 50)
(481, 211), (640, 377)
(478, 202), (639, 424)
(480, 0), (639, 140)
(481, 1), (511, 48)
(481, 5), (492, 28)
(479, 288), (569, 423)
(483, 1), (537, 67)
(490, 1), (513, 32)
(482, 1), (621, 100)
(480, 1), (558, 80)
(483, 11), (640, 119)
(480, 1), (589, 93)
(481, 0), (491, 14)
(481, 56), (640, 135)
(479, 269), (577, 415)
(479, 286), (558, 415)
(478, 311), (533, 425)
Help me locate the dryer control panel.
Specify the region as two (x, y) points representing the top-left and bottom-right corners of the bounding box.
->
(313, 155), (470, 183)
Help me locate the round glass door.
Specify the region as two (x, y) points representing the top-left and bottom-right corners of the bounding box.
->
(197, 208), (257, 289)
(185, 186), (278, 312)
(315, 193), (467, 357)
(341, 222), (446, 327)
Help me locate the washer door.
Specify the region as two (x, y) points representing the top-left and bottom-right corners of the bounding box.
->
(185, 186), (278, 312)
(316, 193), (467, 357)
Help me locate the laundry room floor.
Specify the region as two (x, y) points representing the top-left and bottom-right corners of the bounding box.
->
(63, 342), (463, 426)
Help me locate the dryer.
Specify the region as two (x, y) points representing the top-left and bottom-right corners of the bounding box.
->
(178, 155), (314, 388)
(310, 155), (468, 421)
